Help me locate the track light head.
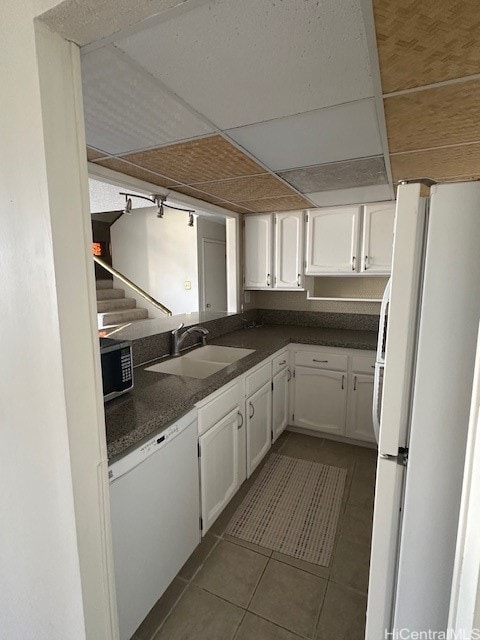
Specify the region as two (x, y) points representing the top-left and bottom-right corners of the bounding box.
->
(123, 196), (132, 214)
(188, 212), (194, 227)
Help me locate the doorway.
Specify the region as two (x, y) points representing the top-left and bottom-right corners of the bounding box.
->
(200, 239), (227, 312)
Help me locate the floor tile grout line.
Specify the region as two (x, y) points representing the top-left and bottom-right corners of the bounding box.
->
(244, 608), (313, 640)
(327, 576), (369, 597)
(148, 535), (223, 640)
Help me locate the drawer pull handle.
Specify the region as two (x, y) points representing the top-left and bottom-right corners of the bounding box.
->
(341, 375), (345, 390)
(371, 365), (375, 369)
(354, 375), (357, 391)
(278, 360), (287, 365)
(249, 402), (255, 419)
(313, 359), (329, 363)
(297, 273), (302, 287)
(237, 411), (244, 429)
(266, 273), (271, 287)
(287, 368), (292, 382)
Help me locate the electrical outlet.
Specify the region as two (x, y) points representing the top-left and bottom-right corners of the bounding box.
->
(184, 280), (191, 290)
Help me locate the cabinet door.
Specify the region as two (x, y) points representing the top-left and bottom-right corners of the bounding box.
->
(346, 374), (376, 443)
(293, 367), (347, 434)
(305, 207), (360, 274)
(199, 408), (239, 534)
(272, 368), (289, 442)
(246, 381), (272, 476)
(274, 211), (304, 289)
(244, 214), (273, 289)
(361, 203), (396, 274)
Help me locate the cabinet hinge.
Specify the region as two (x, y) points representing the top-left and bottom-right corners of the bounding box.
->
(199, 516), (203, 531)
(292, 413), (295, 422)
(197, 442), (201, 458)
(304, 260), (307, 270)
(271, 381), (274, 391)
(306, 213), (309, 222)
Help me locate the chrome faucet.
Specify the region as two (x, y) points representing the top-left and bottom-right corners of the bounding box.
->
(171, 323), (209, 357)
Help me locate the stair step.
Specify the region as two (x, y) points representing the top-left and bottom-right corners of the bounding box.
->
(96, 279), (113, 290)
(98, 308), (149, 327)
(96, 288), (125, 301)
(97, 298), (137, 313)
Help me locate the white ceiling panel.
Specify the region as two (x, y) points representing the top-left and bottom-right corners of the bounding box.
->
(115, 0), (374, 130)
(226, 99), (383, 171)
(306, 184), (393, 207)
(81, 46), (214, 155)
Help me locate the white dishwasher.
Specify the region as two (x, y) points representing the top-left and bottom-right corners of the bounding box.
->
(109, 409), (200, 640)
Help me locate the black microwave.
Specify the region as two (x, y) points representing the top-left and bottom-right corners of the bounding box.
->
(100, 338), (134, 402)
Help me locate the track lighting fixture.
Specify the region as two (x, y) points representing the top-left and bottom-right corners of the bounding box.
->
(119, 192), (195, 226)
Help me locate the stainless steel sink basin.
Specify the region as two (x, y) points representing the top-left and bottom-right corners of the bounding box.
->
(145, 346), (255, 379)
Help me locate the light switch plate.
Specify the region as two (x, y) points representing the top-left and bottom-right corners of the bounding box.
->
(184, 281), (192, 290)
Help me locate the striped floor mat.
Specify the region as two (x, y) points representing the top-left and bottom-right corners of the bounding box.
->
(226, 453), (347, 566)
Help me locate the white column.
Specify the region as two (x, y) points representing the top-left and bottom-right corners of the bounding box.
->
(0, 4), (117, 639)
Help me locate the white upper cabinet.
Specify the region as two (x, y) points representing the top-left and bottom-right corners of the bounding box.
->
(244, 214), (273, 289)
(361, 203), (396, 274)
(305, 206), (361, 275)
(274, 211), (304, 289)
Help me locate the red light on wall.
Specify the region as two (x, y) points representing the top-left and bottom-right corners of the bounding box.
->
(92, 242), (102, 256)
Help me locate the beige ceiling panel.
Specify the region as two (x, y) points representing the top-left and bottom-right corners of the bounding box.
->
(390, 144), (480, 182)
(194, 174), (295, 202)
(171, 185), (231, 208)
(385, 80), (480, 153)
(374, 0), (480, 93)
(239, 195), (312, 212)
(123, 135), (266, 184)
(87, 147), (107, 161)
(95, 157), (180, 188)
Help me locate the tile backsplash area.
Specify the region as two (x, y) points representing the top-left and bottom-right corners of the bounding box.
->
(249, 290), (382, 315)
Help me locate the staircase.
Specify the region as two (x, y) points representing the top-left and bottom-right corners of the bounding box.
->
(96, 279), (149, 328)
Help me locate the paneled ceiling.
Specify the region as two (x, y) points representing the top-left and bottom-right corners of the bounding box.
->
(374, 0), (480, 184)
(82, 0), (480, 213)
(82, 0), (392, 213)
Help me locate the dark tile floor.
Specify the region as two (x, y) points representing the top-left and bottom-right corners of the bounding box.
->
(132, 431), (377, 640)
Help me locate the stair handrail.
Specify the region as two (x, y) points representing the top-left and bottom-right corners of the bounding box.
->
(94, 256), (172, 317)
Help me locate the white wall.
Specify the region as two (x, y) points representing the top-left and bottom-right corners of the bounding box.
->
(0, 5), (116, 639)
(111, 205), (199, 316)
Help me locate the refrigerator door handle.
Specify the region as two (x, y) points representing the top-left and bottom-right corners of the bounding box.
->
(372, 362), (384, 444)
(377, 278), (392, 364)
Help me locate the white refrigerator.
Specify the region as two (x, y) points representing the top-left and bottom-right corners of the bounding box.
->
(366, 181), (480, 638)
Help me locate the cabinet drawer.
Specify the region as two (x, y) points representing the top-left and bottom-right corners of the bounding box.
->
(245, 361), (271, 397)
(351, 354), (376, 374)
(294, 351), (347, 372)
(198, 381), (240, 436)
(272, 350), (289, 376)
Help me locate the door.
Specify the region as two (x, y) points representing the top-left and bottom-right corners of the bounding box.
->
(293, 367), (346, 435)
(272, 368), (289, 442)
(244, 214), (273, 289)
(346, 374), (376, 443)
(199, 408), (239, 534)
(305, 206), (360, 274)
(274, 211), (304, 289)
(361, 203), (396, 274)
(246, 381), (272, 476)
(201, 239), (227, 311)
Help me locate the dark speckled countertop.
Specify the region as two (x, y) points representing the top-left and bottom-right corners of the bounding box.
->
(105, 324), (377, 461)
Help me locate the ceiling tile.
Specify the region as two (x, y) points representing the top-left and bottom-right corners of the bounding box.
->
(226, 100), (383, 172)
(238, 195), (312, 213)
(385, 79), (480, 153)
(123, 136), (266, 184)
(87, 147), (107, 161)
(81, 45), (214, 155)
(373, 0), (480, 93)
(279, 157), (388, 193)
(390, 144), (480, 183)
(306, 184), (392, 207)
(94, 157), (180, 188)
(115, 0), (374, 129)
(171, 185), (231, 208)
(193, 174), (295, 202)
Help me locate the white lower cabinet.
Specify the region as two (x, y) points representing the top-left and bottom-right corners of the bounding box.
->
(293, 367), (347, 435)
(346, 373), (375, 443)
(198, 407), (240, 534)
(272, 368), (289, 442)
(246, 381), (272, 476)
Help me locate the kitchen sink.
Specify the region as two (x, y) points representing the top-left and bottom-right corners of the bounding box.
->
(145, 346), (255, 379)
